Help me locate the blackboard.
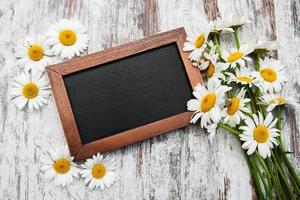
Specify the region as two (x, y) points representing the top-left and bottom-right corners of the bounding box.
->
(47, 28), (202, 160)
(64, 43), (193, 144)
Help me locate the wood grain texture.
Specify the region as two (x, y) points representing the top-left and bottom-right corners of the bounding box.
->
(0, 0), (299, 199)
(47, 69), (83, 157)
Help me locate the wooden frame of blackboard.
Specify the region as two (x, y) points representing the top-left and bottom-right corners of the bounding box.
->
(47, 27), (202, 161)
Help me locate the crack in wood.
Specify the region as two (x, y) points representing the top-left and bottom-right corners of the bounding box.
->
(286, 108), (300, 156)
(142, 0), (159, 36)
(218, 174), (230, 200)
(203, 0), (220, 21)
(262, 0), (277, 40)
(291, 0), (300, 36)
(63, 0), (79, 18)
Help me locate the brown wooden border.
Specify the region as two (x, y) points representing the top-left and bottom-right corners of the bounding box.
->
(47, 27), (202, 161)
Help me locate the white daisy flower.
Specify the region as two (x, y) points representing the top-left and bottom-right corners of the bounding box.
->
(10, 71), (51, 111)
(254, 40), (280, 53)
(183, 22), (214, 61)
(41, 147), (79, 187)
(194, 46), (226, 80)
(203, 61), (227, 80)
(187, 79), (231, 128)
(222, 89), (251, 127)
(213, 14), (251, 33)
(254, 58), (287, 93)
(240, 112), (280, 159)
(197, 45), (219, 71)
(222, 44), (253, 68)
(260, 93), (298, 112)
(80, 153), (117, 190)
(15, 35), (53, 72)
(226, 67), (259, 88)
(213, 19), (234, 33)
(46, 19), (89, 59)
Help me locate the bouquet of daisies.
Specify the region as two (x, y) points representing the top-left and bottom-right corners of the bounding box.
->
(184, 15), (300, 199)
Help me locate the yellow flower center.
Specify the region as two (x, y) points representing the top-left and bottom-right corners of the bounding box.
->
(227, 51), (244, 62)
(92, 163), (106, 179)
(195, 33), (205, 48)
(253, 125), (269, 143)
(236, 76), (253, 83)
(277, 97), (285, 104)
(260, 68), (277, 82)
(53, 158), (71, 174)
(59, 29), (77, 46)
(269, 99), (276, 104)
(22, 83), (39, 99)
(207, 63), (215, 78)
(28, 45), (44, 61)
(200, 93), (216, 112)
(227, 97), (240, 115)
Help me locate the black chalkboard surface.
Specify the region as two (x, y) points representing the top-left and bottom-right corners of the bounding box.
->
(64, 43), (193, 144)
(47, 28), (202, 160)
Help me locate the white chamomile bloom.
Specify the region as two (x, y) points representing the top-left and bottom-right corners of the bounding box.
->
(213, 14), (251, 33)
(41, 147), (79, 187)
(222, 44), (253, 68)
(46, 19), (88, 59)
(254, 40), (280, 53)
(183, 22), (214, 61)
(197, 44), (219, 71)
(213, 18), (234, 33)
(15, 35), (53, 72)
(227, 67), (259, 87)
(203, 61), (227, 80)
(195, 46), (226, 80)
(240, 112), (280, 159)
(254, 58), (287, 92)
(10, 71), (51, 111)
(260, 93), (298, 112)
(80, 153), (117, 190)
(222, 89), (251, 127)
(187, 79), (231, 128)
(225, 14), (251, 28)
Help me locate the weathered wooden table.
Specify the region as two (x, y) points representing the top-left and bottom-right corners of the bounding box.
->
(0, 0), (299, 199)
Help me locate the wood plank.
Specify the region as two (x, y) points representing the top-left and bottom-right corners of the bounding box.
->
(0, 0), (298, 199)
(274, 0), (300, 157)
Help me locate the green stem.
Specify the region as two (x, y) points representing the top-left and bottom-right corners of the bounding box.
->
(259, 102), (267, 118)
(272, 164), (286, 200)
(248, 155), (265, 199)
(273, 150), (292, 197)
(246, 87), (257, 114)
(255, 53), (261, 71)
(213, 33), (222, 58)
(281, 149), (300, 191)
(244, 111), (253, 118)
(267, 158), (285, 200)
(255, 152), (273, 199)
(271, 151), (296, 200)
(251, 156), (270, 199)
(233, 28), (240, 49)
(255, 92), (267, 117)
(218, 123), (241, 136)
(277, 105), (283, 144)
(276, 106), (300, 191)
